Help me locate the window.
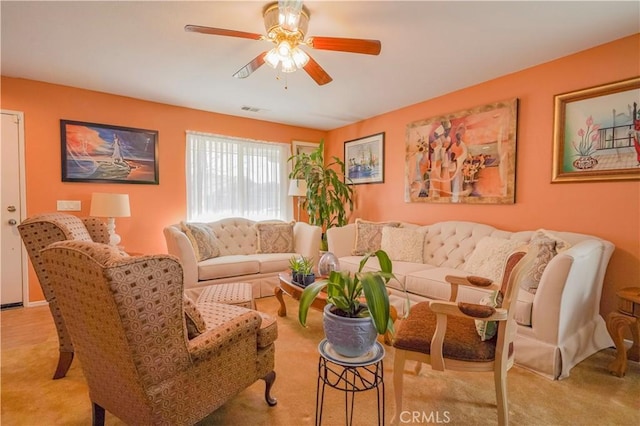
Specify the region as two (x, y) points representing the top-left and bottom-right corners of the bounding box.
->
(186, 131), (292, 222)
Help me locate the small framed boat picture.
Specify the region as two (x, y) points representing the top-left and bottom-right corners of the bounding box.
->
(60, 120), (159, 184)
(344, 132), (385, 184)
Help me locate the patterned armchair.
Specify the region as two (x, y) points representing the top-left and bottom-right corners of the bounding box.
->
(40, 240), (277, 426)
(18, 212), (110, 379)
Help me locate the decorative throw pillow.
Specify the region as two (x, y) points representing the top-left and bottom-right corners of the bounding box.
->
(380, 227), (425, 262)
(255, 222), (295, 253)
(183, 295), (207, 339)
(463, 237), (524, 282)
(535, 228), (571, 253)
(352, 219), (401, 256)
(475, 291), (503, 341)
(181, 222), (220, 261)
(519, 230), (572, 294)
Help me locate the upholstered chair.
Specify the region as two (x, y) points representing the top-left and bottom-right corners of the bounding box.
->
(17, 212), (110, 379)
(392, 249), (536, 426)
(40, 240), (277, 426)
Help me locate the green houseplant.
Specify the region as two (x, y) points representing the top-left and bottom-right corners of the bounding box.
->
(298, 250), (396, 357)
(289, 140), (354, 251)
(289, 255), (315, 287)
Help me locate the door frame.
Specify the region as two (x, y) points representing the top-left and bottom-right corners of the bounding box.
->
(1, 109), (30, 306)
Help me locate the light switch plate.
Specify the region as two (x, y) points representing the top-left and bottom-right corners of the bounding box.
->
(57, 200), (81, 211)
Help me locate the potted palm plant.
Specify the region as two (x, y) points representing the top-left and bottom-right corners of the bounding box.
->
(298, 250), (397, 357)
(289, 140), (354, 251)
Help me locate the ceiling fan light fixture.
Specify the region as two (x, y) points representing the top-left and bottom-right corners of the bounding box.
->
(291, 47), (309, 68)
(278, 0), (303, 32)
(277, 40), (292, 57)
(264, 1), (309, 38)
(281, 57), (296, 73)
(186, 1), (379, 85)
(265, 48), (280, 68)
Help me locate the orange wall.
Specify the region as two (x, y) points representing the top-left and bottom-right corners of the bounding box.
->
(2, 34), (638, 316)
(326, 34), (640, 318)
(0, 79), (325, 301)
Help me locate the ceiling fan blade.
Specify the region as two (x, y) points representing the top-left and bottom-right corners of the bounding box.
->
(233, 52), (267, 79)
(185, 24), (263, 41)
(307, 37), (381, 55)
(303, 56), (333, 86)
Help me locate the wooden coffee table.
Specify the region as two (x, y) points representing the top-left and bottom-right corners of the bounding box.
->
(274, 272), (326, 317)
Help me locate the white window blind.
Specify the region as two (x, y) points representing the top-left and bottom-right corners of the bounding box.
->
(186, 131), (292, 222)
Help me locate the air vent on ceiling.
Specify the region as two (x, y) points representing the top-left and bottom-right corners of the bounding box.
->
(241, 106), (262, 113)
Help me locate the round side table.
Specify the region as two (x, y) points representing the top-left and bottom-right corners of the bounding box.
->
(606, 287), (640, 377)
(315, 339), (385, 426)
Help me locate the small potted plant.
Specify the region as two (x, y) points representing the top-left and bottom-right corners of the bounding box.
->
(298, 250), (399, 357)
(289, 255), (304, 284)
(289, 255), (315, 287)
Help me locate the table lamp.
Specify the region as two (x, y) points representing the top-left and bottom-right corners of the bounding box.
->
(90, 192), (131, 246)
(288, 179), (307, 222)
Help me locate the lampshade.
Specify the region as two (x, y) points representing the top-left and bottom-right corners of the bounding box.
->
(90, 193), (131, 247)
(288, 179), (307, 197)
(90, 193), (131, 217)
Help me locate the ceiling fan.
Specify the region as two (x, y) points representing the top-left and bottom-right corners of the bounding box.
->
(185, 0), (381, 86)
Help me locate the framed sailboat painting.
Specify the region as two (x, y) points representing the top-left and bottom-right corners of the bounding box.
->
(60, 120), (159, 184)
(344, 132), (385, 184)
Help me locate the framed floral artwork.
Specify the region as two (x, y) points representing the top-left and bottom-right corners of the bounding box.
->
(552, 77), (640, 182)
(405, 99), (518, 204)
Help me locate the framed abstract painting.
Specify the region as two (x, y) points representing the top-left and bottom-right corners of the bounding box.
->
(60, 120), (159, 184)
(405, 99), (518, 204)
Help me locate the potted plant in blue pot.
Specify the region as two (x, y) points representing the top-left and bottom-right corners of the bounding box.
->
(298, 250), (400, 357)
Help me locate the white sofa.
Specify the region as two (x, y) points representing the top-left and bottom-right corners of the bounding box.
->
(327, 220), (614, 380)
(164, 218), (322, 298)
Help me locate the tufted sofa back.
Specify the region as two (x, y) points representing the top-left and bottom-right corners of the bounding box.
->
(416, 222), (532, 268)
(208, 217), (259, 256)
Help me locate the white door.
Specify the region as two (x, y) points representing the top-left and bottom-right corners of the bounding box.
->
(1, 111), (26, 308)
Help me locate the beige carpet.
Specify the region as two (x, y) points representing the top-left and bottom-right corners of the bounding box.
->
(2, 296), (639, 425)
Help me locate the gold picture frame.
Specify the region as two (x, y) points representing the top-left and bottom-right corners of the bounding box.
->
(552, 77), (640, 182)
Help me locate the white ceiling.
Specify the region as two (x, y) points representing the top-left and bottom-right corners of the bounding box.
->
(2, 1), (639, 131)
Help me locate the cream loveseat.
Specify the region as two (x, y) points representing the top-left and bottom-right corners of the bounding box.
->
(164, 218), (322, 298)
(327, 220), (615, 380)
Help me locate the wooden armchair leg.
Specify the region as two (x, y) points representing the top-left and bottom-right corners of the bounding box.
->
(262, 370), (277, 406)
(92, 402), (105, 426)
(53, 351), (74, 379)
(494, 368), (508, 426)
(391, 349), (407, 425)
